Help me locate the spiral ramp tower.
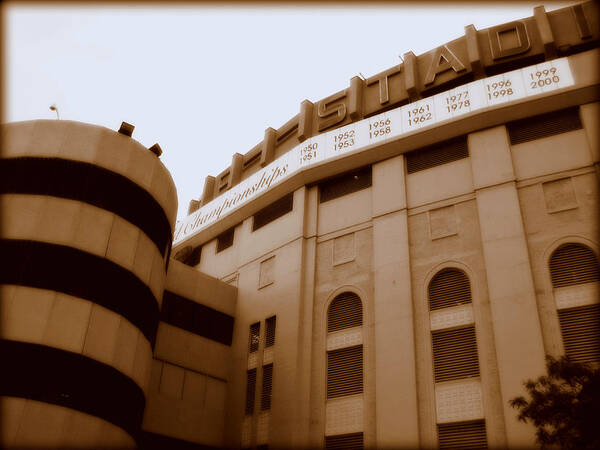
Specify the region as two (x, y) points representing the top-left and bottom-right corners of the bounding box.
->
(0, 120), (177, 448)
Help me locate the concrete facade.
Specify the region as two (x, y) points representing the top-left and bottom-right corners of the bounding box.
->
(2, 2), (599, 449)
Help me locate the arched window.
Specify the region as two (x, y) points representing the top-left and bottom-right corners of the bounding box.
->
(549, 243), (600, 288)
(327, 292), (363, 332)
(428, 269), (479, 382)
(428, 268), (486, 448)
(325, 292), (364, 449)
(550, 243), (600, 364)
(428, 268), (472, 311)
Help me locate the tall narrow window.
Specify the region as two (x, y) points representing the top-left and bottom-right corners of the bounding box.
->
(428, 269), (480, 381)
(261, 364), (273, 411)
(245, 368), (257, 415)
(428, 268), (486, 448)
(265, 316), (276, 347)
(326, 292), (364, 399)
(249, 322), (260, 353)
(550, 243), (600, 364)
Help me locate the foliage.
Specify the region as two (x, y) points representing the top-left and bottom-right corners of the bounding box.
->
(509, 356), (600, 449)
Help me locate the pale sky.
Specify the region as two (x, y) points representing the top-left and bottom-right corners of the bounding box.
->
(4, 2), (576, 222)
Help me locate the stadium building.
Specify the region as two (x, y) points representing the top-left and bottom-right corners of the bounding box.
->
(1, 2), (599, 449)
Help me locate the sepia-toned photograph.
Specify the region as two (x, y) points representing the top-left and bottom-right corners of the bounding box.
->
(1, 1), (599, 448)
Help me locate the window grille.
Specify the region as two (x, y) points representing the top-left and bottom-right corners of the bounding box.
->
(438, 420), (487, 449)
(216, 227), (235, 253)
(428, 268), (472, 311)
(325, 432), (364, 450)
(245, 368), (256, 415)
(327, 345), (363, 399)
(549, 244), (600, 288)
(261, 364), (273, 411)
(405, 135), (468, 174)
(327, 292), (363, 333)
(558, 303), (600, 364)
(265, 316), (276, 347)
(319, 166), (372, 204)
(507, 107), (582, 145)
(432, 325), (480, 383)
(252, 193), (294, 231)
(249, 322), (260, 353)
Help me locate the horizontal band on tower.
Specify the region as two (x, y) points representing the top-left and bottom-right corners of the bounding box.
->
(0, 239), (159, 346)
(0, 339), (145, 441)
(0, 157), (172, 258)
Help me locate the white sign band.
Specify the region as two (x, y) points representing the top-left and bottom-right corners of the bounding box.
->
(174, 57), (574, 245)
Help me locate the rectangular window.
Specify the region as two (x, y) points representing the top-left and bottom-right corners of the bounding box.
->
(437, 420), (487, 449)
(507, 106), (582, 145)
(431, 325), (480, 383)
(245, 368), (257, 415)
(261, 364), (273, 411)
(265, 316), (276, 347)
(327, 345), (363, 399)
(252, 193), (294, 231)
(216, 226), (235, 253)
(325, 432), (364, 450)
(405, 135), (468, 174)
(249, 322), (260, 353)
(558, 303), (600, 364)
(318, 166), (372, 204)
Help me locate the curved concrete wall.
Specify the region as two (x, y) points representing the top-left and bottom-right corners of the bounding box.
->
(0, 120), (177, 448)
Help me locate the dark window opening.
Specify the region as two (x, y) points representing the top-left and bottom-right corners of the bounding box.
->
(265, 316), (276, 347)
(249, 322), (260, 353)
(261, 364), (273, 411)
(319, 166), (372, 204)
(160, 291), (234, 346)
(216, 227), (235, 253)
(245, 369), (256, 415)
(252, 193), (294, 231)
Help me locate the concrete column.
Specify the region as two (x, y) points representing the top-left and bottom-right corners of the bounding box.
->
(371, 155), (419, 448)
(469, 126), (546, 448)
(291, 186), (318, 448)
